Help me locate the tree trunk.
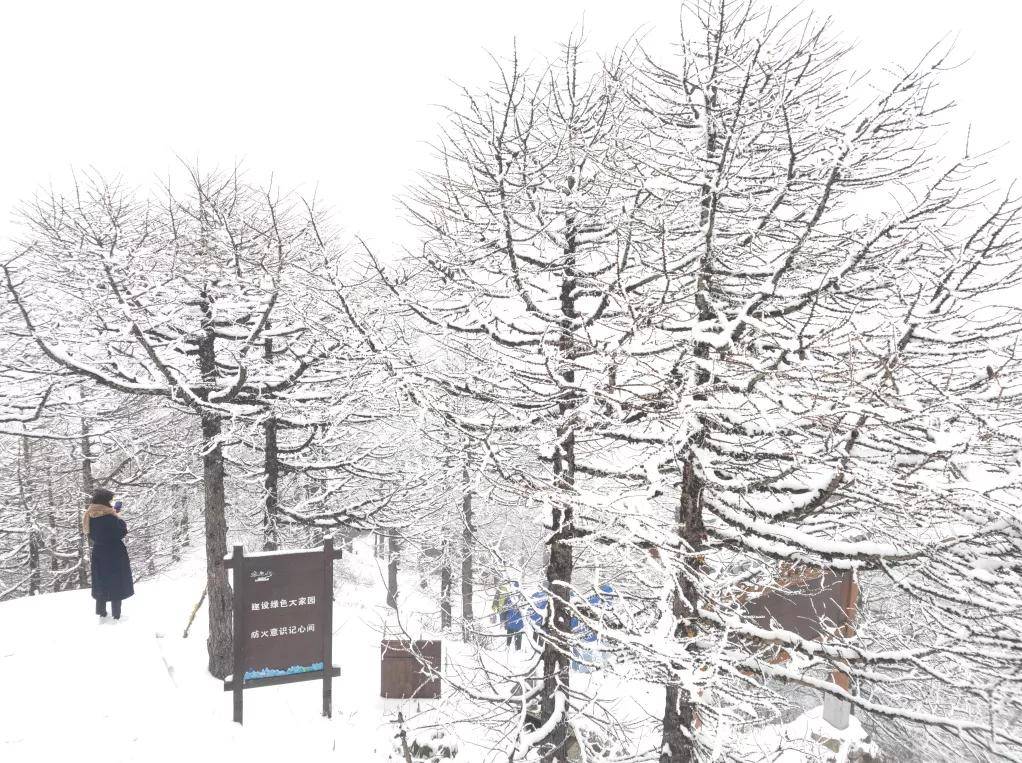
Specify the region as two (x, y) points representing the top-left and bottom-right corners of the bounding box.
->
(79, 411), (93, 589)
(440, 538), (452, 630)
(460, 461), (475, 638)
(660, 457), (706, 763)
(48, 471), (59, 592)
(539, 221), (578, 763)
(21, 436), (41, 596)
(180, 505), (191, 548)
(171, 487), (182, 564)
(661, 103), (716, 762)
(199, 289), (233, 679)
(201, 411), (233, 679)
(172, 486), (190, 562)
(262, 332), (281, 552)
(49, 511), (60, 591)
(142, 523), (157, 577)
(660, 379), (710, 757)
(262, 414), (281, 551)
(387, 531), (399, 609)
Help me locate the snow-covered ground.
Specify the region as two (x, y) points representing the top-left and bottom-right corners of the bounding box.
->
(0, 540), (413, 762)
(0, 538), (875, 762)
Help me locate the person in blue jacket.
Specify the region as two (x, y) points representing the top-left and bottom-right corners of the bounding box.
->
(527, 590), (547, 622)
(83, 488), (134, 621)
(571, 582), (617, 671)
(492, 581), (525, 650)
(588, 582), (617, 609)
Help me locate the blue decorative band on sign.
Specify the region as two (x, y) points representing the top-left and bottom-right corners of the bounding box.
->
(244, 662), (324, 681)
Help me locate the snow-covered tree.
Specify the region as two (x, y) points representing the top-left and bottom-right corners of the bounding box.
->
(606, 3), (1022, 759)
(374, 37), (673, 761)
(379, 5), (1022, 759)
(4, 166), (339, 677)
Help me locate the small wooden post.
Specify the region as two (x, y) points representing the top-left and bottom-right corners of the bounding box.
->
(322, 535), (334, 718)
(823, 571), (859, 730)
(230, 544), (245, 724)
(182, 584), (207, 639)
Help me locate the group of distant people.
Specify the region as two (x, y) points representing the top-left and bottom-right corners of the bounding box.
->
(82, 488), (135, 621)
(489, 579), (617, 672)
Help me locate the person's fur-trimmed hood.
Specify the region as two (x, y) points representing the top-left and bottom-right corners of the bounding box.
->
(83, 503), (120, 537)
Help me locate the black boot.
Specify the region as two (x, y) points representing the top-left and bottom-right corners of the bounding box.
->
(96, 599), (108, 618)
(111, 599), (122, 620)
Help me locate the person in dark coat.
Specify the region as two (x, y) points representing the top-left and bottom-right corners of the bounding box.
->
(83, 487), (134, 620)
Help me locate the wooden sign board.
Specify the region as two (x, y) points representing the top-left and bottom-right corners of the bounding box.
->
(741, 566), (860, 731)
(241, 551), (325, 678)
(380, 640), (442, 699)
(744, 567), (856, 641)
(223, 538), (342, 724)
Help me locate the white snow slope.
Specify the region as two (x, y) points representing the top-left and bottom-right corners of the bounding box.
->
(0, 537), (872, 762)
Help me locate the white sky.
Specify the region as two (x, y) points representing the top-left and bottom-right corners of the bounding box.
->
(1, 0), (1019, 252)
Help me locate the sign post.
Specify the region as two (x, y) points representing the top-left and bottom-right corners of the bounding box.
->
(743, 565), (859, 730)
(822, 572), (859, 730)
(223, 536), (342, 724)
(322, 536), (334, 718)
(230, 544), (245, 724)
